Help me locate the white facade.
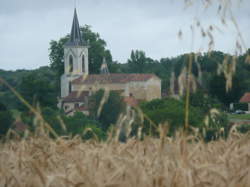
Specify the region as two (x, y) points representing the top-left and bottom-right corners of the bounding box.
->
(61, 44), (89, 98)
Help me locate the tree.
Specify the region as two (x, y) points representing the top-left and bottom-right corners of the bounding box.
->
(189, 91), (230, 141)
(189, 90), (222, 114)
(62, 112), (105, 140)
(18, 72), (57, 111)
(49, 25), (113, 76)
(140, 98), (204, 136)
(22, 107), (106, 140)
(127, 50), (148, 73)
(209, 74), (246, 107)
(89, 89), (126, 131)
(0, 102), (14, 136)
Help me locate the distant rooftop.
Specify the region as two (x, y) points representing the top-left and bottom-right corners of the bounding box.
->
(72, 74), (158, 85)
(240, 93), (250, 103)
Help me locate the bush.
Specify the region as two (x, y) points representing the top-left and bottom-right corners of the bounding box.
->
(237, 124), (250, 134)
(202, 112), (230, 142)
(140, 98), (204, 136)
(21, 107), (106, 140)
(0, 103), (14, 137)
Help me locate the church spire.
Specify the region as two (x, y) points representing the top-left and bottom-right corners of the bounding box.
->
(65, 8), (85, 46)
(100, 58), (110, 74)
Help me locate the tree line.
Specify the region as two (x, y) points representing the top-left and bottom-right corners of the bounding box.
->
(0, 25), (250, 139)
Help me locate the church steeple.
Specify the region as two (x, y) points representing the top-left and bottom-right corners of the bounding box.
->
(61, 8), (89, 98)
(100, 58), (109, 74)
(65, 8), (85, 46)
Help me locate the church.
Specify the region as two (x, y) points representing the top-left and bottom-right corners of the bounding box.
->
(58, 9), (161, 116)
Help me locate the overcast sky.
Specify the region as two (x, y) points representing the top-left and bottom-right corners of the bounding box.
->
(0, 0), (249, 70)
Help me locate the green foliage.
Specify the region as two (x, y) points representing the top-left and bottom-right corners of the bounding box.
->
(188, 91), (230, 141)
(203, 112), (229, 142)
(82, 125), (106, 140)
(127, 50), (148, 73)
(89, 89), (105, 119)
(233, 103), (248, 111)
(140, 98), (204, 136)
(21, 107), (106, 140)
(89, 89), (126, 131)
(140, 95), (229, 141)
(49, 25), (114, 76)
(49, 37), (68, 76)
(99, 91), (126, 131)
(189, 90), (222, 114)
(0, 67), (58, 110)
(237, 124), (250, 134)
(0, 102), (14, 136)
(18, 70), (57, 111)
(209, 74), (246, 107)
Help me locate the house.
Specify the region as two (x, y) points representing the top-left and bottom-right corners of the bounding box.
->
(58, 9), (161, 115)
(239, 92), (250, 111)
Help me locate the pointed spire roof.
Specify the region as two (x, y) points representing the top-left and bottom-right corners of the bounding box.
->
(65, 8), (86, 47)
(100, 58), (110, 74)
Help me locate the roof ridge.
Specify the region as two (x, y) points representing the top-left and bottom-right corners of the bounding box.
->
(72, 73), (158, 85)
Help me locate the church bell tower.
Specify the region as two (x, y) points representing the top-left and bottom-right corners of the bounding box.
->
(61, 8), (89, 98)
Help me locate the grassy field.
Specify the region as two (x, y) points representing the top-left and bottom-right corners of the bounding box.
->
(228, 114), (250, 121)
(0, 133), (250, 187)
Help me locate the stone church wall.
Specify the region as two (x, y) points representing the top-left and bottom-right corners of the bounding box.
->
(74, 83), (126, 96)
(145, 78), (161, 100)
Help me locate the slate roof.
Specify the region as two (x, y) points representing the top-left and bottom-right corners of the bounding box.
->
(72, 74), (157, 85)
(240, 93), (250, 103)
(62, 91), (89, 102)
(65, 8), (86, 47)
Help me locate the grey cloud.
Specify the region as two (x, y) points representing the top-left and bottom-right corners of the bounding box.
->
(0, 0), (249, 70)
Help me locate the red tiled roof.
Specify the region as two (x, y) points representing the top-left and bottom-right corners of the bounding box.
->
(62, 91), (89, 102)
(77, 106), (88, 111)
(124, 96), (139, 107)
(240, 93), (250, 103)
(72, 74), (158, 85)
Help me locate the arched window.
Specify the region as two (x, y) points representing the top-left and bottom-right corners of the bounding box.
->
(82, 55), (85, 73)
(69, 55), (73, 73)
(69, 82), (72, 93)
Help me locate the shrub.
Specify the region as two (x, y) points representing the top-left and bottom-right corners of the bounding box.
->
(140, 98), (204, 136)
(0, 102), (14, 137)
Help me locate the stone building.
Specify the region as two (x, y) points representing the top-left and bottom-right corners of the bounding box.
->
(58, 9), (161, 115)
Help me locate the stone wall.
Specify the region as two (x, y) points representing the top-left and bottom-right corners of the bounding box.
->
(145, 77), (161, 100)
(73, 77), (161, 102)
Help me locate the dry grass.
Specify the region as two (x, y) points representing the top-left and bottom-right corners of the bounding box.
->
(0, 133), (250, 187)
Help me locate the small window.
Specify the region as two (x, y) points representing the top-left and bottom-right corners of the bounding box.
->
(82, 55), (85, 73)
(69, 82), (72, 93)
(69, 55), (73, 73)
(64, 105), (69, 110)
(74, 103), (79, 109)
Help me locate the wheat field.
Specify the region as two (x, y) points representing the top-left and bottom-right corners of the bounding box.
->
(0, 132), (249, 187)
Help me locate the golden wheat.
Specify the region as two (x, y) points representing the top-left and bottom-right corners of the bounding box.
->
(0, 133), (249, 187)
